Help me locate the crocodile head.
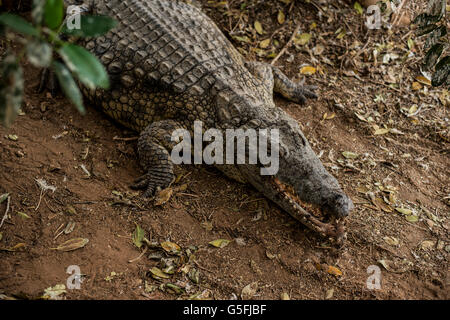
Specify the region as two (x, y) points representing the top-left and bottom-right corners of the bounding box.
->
(232, 109), (354, 239)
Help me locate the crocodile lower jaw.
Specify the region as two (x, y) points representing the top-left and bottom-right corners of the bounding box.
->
(271, 177), (346, 242)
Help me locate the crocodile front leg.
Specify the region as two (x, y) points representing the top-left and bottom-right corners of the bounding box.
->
(245, 61), (318, 104)
(131, 120), (182, 197)
(272, 66), (318, 104)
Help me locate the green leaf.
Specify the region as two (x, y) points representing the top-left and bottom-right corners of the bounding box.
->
(395, 207), (412, 215)
(62, 15), (117, 37)
(405, 215), (419, 223)
(132, 224), (145, 248)
(0, 13), (39, 36)
(52, 61), (85, 115)
(149, 267), (170, 280)
(0, 54), (24, 127)
(16, 211), (31, 219)
(0, 193), (9, 204)
(354, 2), (363, 15)
(59, 44), (109, 89)
(407, 38), (414, 50)
(209, 239), (230, 248)
(424, 43), (444, 70)
(432, 55), (450, 87)
(44, 0), (64, 30)
(26, 40), (53, 68)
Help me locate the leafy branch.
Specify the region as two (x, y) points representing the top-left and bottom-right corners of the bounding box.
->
(413, 0), (449, 87)
(0, 0), (117, 127)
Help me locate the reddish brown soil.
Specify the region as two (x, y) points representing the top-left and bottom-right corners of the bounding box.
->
(0, 0), (448, 300)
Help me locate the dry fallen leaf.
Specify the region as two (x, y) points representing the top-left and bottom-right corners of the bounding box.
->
(395, 207), (412, 215)
(52, 238), (89, 252)
(342, 151), (359, 159)
(372, 197), (393, 213)
(0, 242), (26, 252)
(405, 215), (419, 223)
(161, 241), (181, 255)
(277, 10), (285, 24)
(42, 284), (66, 300)
(300, 66), (316, 75)
(420, 240), (435, 250)
(294, 33), (311, 46)
(325, 288), (334, 299)
(260, 38), (271, 49)
(323, 112), (336, 120)
(280, 292), (290, 300)
(150, 267), (170, 280)
(383, 236), (399, 246)
(412, 82), (422, 91)
(415, 76), (431, 86)
(315, 263), (343, 277)
(374, 128), (391, 135)
(241, 282), (258, 300)
(254, 21), (263, 35)
(154, 187), (173, 206)
(326, 265), (343, 277)
(312, 44), (325, 55)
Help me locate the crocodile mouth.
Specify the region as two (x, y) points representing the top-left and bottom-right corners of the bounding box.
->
(271, 177), (345, 242)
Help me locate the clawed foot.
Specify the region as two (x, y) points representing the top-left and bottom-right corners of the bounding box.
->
(130, 166), (175, 198)
(294, 80), (318, 104)
(37, 68), (59, 95)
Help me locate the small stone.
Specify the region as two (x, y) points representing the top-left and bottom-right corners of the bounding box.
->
(235, 237), (246, 246)
(15, 150), (25, 157)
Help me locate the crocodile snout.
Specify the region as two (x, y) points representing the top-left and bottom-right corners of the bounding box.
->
(326, 193), (354, 218)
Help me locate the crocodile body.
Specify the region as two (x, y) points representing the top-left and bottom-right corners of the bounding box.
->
(67, 0), (353, 239)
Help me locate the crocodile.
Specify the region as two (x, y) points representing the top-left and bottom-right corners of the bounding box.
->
(61, 0), (354, 240)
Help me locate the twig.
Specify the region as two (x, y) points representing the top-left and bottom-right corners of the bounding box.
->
(365, 78), (403, 93)
(177, 192), (200, 198)
(35, 189), (45, 211)
(309, 0), (327, 15)
(128, 246), (148, 263)
(391, 0), (408, 26)
(193, 260), (213, 273)
(271, 22), (301, 66)
(112, 136), (138, 141)
(0, 196), (11, 230)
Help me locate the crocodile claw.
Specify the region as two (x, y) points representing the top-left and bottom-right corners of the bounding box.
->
(130, 167), (175, 198)
(296, 84), (318, 104)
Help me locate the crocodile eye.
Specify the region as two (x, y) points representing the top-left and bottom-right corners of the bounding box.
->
(298, 132), (307, 147)
(279, 145), (289, 158)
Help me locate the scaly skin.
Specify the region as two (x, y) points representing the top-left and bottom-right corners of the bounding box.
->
(65, 0), (353, 239)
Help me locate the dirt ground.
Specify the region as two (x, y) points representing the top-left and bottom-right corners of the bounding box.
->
(0, 0), (448, 300)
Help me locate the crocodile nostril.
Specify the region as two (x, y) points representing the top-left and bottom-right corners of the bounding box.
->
(331, 194), (353, 217)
